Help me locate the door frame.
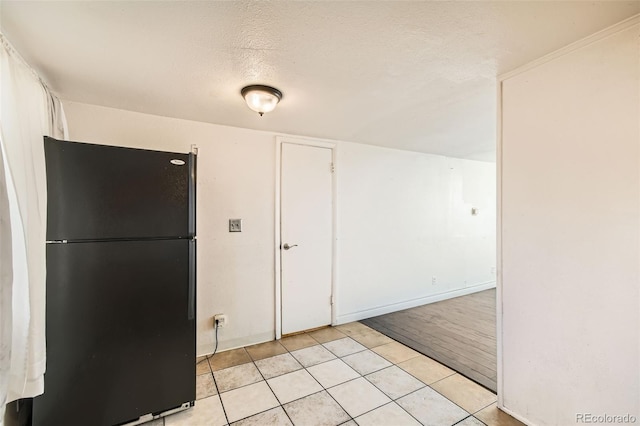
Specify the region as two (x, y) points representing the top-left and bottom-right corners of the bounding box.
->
(274, 136), (337, 339)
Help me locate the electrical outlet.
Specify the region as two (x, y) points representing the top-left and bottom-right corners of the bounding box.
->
(229, 219), (242, 232)
(431, 276), (437, 285)
(214, 314), (228, 328)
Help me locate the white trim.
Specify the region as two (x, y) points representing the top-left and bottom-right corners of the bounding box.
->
(274, 138), (282, 339)
(498, 405), (534, 426)
(498, 14), (640, 82)
(276, 135), (337, 150)
(197, 331), (275, 357)
(335, 281), (496, 325)
(496, 79), (504, 408)
(330, 145), (339, 326)
(274, 136), (337, 337)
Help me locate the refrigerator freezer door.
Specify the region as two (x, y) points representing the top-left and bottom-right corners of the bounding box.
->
(45, 137), (194, 241)
(33, 240), (196, 426)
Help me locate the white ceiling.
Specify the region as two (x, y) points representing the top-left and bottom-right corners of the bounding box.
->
(1, 1), (638, 161)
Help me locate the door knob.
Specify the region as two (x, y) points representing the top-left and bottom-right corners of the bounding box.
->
(283, 243), (298, 250)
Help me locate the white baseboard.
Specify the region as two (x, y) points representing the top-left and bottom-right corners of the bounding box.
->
(497, 404), (533, 426)
(335, 281), (496, 325)
(197, 282), (497, 356)
(197, 331), (274, 357)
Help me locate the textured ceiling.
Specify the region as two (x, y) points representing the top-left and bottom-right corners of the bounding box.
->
(1, 1), (639, 161)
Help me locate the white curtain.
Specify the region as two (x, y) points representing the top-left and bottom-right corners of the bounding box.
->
(0, 33), (67, 424)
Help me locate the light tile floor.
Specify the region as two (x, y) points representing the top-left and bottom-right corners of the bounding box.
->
(160, 322), (524, 426)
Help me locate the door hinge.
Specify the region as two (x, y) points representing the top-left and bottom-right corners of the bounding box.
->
(330, 163), (335, 173)
(330, 295), (334, 306)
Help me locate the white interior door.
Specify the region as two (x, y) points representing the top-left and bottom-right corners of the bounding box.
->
(280, 142), (333, 335)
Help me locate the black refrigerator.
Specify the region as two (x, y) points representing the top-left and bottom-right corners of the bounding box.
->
(31, 137), (196, 426)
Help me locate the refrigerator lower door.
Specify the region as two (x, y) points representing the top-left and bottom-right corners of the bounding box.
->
(33, 239), (195, 426)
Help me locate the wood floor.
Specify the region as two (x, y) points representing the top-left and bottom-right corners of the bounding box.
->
(361, 289), (497, 392)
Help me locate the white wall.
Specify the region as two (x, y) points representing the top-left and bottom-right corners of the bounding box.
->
(336, 142), (496, 322)
(63, 101), (496, 356)
(499, 19), (639, 425)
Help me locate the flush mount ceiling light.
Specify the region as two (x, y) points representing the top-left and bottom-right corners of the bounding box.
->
(241, 85), (283, 116)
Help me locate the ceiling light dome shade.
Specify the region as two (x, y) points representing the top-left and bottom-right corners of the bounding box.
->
(241, 85), (283, 116)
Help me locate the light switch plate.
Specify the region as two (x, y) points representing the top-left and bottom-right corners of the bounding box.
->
(229, 219), (242, 232)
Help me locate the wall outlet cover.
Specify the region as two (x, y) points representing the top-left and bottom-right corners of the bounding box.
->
(214, 314), (228, 328)
(229, 219), (242, 232)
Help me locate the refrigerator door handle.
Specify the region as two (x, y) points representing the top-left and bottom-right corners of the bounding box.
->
(188, 239), (196, 320)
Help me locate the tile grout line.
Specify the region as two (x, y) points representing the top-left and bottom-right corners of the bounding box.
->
(357, 367), (426, 425)
(288, 337), (357, 423)
(451, 414), (480, 426)
(304, 338), (414, 423)
(337, 338), (482, 425)
(298, 363), (355, 423)
(205, 326), (491, 426)
(207, 355), (231, 426)
(250, 354), (298, 426)
(228, 336), (400, 424)
(217, 347), (279, 424)
(222, 339), (359, 424)
(256, 334), (391, 423)
(473, 416), (490, 426)
(473, 399), (498, 414)
(325, 338), (460, 424)
(424, 371), (497, 418)
(212, 364), (365, 422)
